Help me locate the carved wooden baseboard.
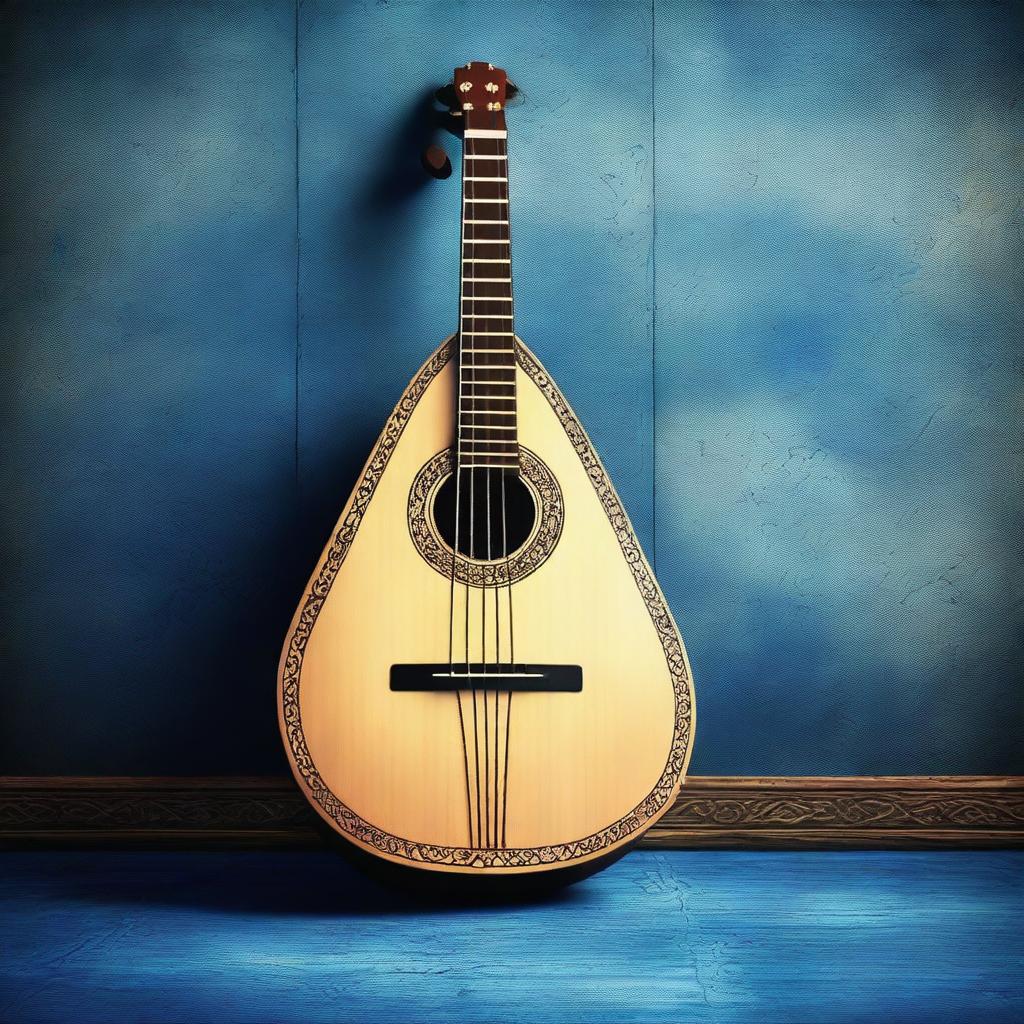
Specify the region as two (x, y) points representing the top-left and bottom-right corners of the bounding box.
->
(1, 775), (1021, 849)
(652, 776), (1024, 848)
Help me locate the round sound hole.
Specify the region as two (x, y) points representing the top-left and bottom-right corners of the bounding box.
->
(408, 447), (564, 588)
(432, 468), (536, 561)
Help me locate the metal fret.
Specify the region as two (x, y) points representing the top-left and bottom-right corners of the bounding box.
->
(457, 134), (517, 469)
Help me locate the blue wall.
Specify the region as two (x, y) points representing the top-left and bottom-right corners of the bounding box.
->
(1, 1), (1020, 775)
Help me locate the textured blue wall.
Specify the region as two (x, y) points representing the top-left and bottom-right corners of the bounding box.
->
(0, 1), (1020, 775)
(654, 2), (1024, 773)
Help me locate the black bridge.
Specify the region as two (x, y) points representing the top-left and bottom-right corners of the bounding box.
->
(390, 664), (582, 693)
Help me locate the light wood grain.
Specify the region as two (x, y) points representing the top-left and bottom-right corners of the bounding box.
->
(277, 339), (694, 874)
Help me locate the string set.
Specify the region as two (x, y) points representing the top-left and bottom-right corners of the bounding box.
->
(447, 124), (516, 850)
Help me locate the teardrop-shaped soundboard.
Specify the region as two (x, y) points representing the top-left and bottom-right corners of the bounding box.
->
(278, 337), (695, 878)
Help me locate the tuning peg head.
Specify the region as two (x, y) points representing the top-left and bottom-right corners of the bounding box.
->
(421, 143), (452, 179)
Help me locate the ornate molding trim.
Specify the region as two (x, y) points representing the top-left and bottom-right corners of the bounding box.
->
(407, 444), (564, 587)
(654, 776), (1024, 848)
(0, 777), (319, 846)
(2, 777), (1021, 848)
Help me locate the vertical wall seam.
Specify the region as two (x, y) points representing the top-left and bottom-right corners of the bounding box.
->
(651, 0), (657, 572)
(294, 0), (301, 501)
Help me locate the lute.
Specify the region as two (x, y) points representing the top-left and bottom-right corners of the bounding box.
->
(278, 62), (695, 881)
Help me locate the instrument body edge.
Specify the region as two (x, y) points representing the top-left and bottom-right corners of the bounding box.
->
(277, 336), (696, 877)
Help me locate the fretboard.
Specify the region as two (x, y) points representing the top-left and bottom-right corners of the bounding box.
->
(457, 128), (517, 471)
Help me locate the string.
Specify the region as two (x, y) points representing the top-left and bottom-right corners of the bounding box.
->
(450, 128), (473, 847)
(466, 134), (483, 848)
(495, 128), (512, 849)
(450, 467), (472, 845)
(481, 132), (496, 848)
(501, 469), (512, 848)
(483, 130), (504, 848)
(447, 118), (517, 850)
(483, 467), (491, 844)
(482, 467), (490, 845)
(492, 471), (500, 848)
(468, 458), (481, 846)
(500, 127), (516, 848)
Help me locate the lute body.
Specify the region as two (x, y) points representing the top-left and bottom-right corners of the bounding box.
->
(279, 63), (694, 880)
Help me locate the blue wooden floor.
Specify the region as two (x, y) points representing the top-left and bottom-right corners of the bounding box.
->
(0, 851), (1021, 1023)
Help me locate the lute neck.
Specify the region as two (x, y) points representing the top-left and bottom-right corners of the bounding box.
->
(457, 127), (518, 472)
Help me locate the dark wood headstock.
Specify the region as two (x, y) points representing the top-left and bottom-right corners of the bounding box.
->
(450, 62), (508, 133)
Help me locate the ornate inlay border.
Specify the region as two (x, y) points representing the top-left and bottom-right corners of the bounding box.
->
(3, 777), (1021, 848)
(278, 337), (694, 869)
(407, 444), (563, 588)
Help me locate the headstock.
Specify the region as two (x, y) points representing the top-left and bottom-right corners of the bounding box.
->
(450, 61), (508, 133)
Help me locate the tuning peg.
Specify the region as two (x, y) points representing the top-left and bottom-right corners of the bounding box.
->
(421, 143), (452, 179)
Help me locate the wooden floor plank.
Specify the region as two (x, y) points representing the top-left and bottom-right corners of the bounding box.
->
(0, 851), (1021, 1022)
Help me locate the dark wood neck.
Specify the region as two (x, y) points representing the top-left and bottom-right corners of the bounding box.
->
(457, 128), (518, 472)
